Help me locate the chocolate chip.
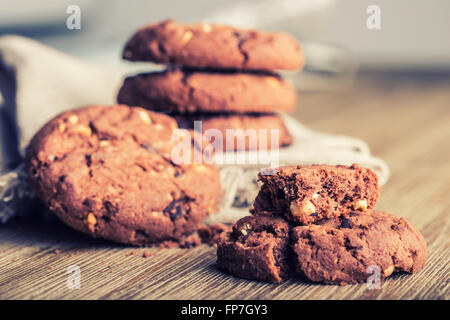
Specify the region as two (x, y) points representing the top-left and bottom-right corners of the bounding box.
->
(85, 154), (92, 167)
(310, 212), (318, 217)
(174, 169), (183, 177)
(341, 194), (352, 204)
(100, 214), (111, 223)
(233, 31), (242, 39)
(277, 189), (285, 199)
(340, 218), (351, 229)
(163, 201), (184, 221)
(140, 143), (158, 153)
(88, 122), (97, 135)
(174, 205), (183, 218)
(158, 43), (167, 56)
(163, 201), (175, 213)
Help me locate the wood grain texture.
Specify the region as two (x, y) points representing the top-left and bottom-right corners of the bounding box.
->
(0, 73), (449, 300)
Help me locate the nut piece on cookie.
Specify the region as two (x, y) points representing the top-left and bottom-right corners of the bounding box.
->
(291, 210), (428, 285)
(138, 110), (152, 124)
(251, 164), (379, 224)
(290, 199), (316, 220)
(84, 213), (97, 232)
(68, 115), (79, 124)
(352, 199), (368, 211)
(181, 30), (193, 44)
(217, 215), (291, 283)
(74, 125), (92, 137)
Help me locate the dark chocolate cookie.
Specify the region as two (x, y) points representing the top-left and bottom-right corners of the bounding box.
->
(117, 69), (297, 113)
(123, 20), (304, 71)
(217, 215), (291, 283)
(174, 113), (293, 151)
(251, 164), (379, 224)
(26, 105), (221, 246)
(291, 210), (428, 285)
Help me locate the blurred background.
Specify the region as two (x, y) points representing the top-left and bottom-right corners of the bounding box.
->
(1, 0), (449, 170)
(1, 0), (449, 79)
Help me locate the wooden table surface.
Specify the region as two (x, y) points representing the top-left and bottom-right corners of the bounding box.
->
(0, 73), (449, 300)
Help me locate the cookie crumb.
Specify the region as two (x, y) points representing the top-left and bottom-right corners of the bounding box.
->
(198, 223), (232, 246)
(125, 250), (136, 257)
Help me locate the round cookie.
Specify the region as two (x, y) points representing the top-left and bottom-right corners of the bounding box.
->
(217, 215), (291, 283)
(26, 105), (221, 246)
(123, 20), (304, 71)
(291, 210), (428, 285)
(117, 69), (297, 113)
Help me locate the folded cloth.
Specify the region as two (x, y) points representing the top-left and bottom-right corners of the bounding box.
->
(0, 35), (389, 224)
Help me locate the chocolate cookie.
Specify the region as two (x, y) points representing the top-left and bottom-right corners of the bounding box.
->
(117, 69), (297, 113)
(174, 113), (293, 151)
(251, 164), (379, 224)
(26, 105), (221, 246)
(123, 20), (304, 71)
(217, 215), (291, 283)
(291, 210), (428, 285)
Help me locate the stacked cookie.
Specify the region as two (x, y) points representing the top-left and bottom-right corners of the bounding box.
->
(118, 20), (303, 151)
(26, 105), (222, 247)
(217, 164), (428, 284)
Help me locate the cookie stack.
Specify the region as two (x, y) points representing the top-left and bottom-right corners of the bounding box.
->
(217, 164), (428, 285)
(118, 20), (303, 151)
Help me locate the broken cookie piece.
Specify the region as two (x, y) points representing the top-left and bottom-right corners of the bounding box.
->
(291, 210), (428, 285)
(251, 164), (379, 224)
(217, 215), (291, 283)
